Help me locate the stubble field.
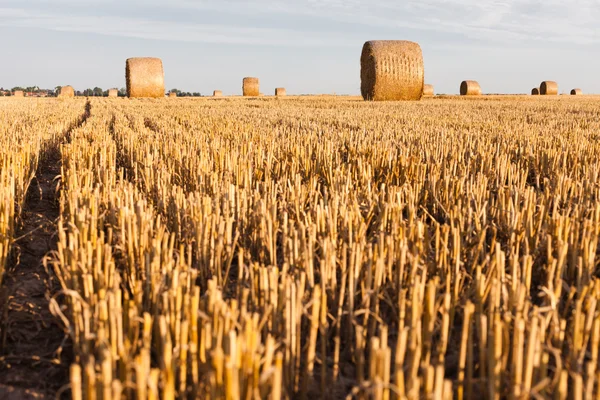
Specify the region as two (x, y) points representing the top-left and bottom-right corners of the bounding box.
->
(1, 95), (600, 399)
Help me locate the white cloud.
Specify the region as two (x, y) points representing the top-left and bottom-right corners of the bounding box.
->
(0, 0), (599, 46)
(0, 7), (359, 47)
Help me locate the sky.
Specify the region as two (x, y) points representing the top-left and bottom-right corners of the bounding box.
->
(0, 0), (599, 95)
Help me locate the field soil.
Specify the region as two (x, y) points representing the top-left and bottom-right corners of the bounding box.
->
(0, 146), (69, 399)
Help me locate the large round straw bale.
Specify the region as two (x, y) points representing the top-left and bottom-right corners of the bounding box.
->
(531, 87), (540, 95)
(275, 88), (286, 96)
(213, 90), (223, 97)
(243, 77), (259, 96)
(540, 81), (558, 95)
(360, 40), (424, 101)
(13, 90), (24, 97)
(570, 88), (582, 95)
(460, 81), (481, 96)
(60, 85), (75, 98)
(422, 84), (434, 96)
(108, 89), (118, 97)
(126, 57), (165, 98)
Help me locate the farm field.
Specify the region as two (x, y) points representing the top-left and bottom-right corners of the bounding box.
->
(1, 95), (600, 399)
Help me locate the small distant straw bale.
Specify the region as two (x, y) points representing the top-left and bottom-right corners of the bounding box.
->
(275, 88), (286, 96)
(540, 81), (558, 95)
(169, 92), (177, 98)
(126, 57), (165, 98)
(460, 81), (481, 96)
(108, 89), (118, 97)
(13, 90), (24, 97)
(60, 86), (75, 98)
(213, 90), (223, 97)
(570, 88), (582, 95)
(422, 84), (434, 96)
(243, 77), (259, 96)
(531, 88), (539, 95)
(360, 40), (424, 101)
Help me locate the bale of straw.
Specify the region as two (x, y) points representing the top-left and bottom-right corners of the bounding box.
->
(169, 92), (177, 98)
(540, 81), (558, 95)
(213, 90), (223, 97)
(460, 81), (481, 96)
(531, 88), (540, 95)
(360, 40), (424, 101)
(570, 88), (582, 95)
(13, 90), (24, 97)
(275, 88), (287, 96)
(108, 89), (118, 97)
(423, 84), (434, 96)
(60, 86), (75, 98)
(126, 57), (165, 98)
(243, 77), (259, 96)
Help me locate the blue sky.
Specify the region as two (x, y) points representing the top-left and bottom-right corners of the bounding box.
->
(1, 0), (598, 95)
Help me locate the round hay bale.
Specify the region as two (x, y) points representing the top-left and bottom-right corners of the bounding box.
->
(540, 81), (558, 95)
(108, 89), (118, 97)
(531, 87), (540, 95)
(213, 90), (223, 97)
(243, 77), (259, 96)
(460, 81), (481, 96)
(169, 92), (177, 98)
(360, 40), (424, 101)
(13, 90), (24, 97)
(570, 88), (582, 95)
(275, 88), (287, 96)
(422, 84), (434, 96)
(60, 86), (75, 98)
(126, 57), (165, 98)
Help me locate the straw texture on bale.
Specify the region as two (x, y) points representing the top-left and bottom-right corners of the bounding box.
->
(460, 81), (481, 96)
(108, 89), (118, 98)
(126, 57), (165, 98)
(540, 81), (558, 95)
(570, 88), (582, 95)
(13, 90), (24, 97)
(360, 40), (424, 101)
(169, 92), (177, 98)
(422, 84), (434, 96)
(531, 88), (540, 95)
(59, 86), (75, 98)
(275, 88), (287, 96)
(243, 77), (259, 96)
(213, 90), (223, 97)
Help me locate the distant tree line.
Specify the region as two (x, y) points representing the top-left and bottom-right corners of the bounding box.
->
(169, 89), (202, 97)
(1, 86), (204, 97)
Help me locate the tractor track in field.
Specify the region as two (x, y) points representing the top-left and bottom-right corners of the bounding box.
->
(0, 101), (91, 399)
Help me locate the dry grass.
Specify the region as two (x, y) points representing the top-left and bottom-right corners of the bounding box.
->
(243, 77), (259, 96)
(540, 81), (558, 95)
(2, 95), (600, 399)
(460, 80), (481, 96)
(126, 57), (165, 98)
(361, 40), (424, 101)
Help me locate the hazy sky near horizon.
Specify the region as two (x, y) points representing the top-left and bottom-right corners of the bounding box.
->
(1, 0), (598, 95)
